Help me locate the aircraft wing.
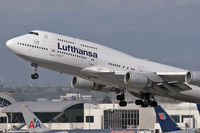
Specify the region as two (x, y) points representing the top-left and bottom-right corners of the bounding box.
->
(156, 82), (192, 92)
(80, 66), (126, 86)
(80, 66), (192, 92)
(155, 72), (194, 93)
(81, 66), (188, 82)
(81, 66), (126, 75)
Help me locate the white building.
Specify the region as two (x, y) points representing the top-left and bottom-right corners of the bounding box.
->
(0, 93), (200, 133)
(60, 93), (93, 101)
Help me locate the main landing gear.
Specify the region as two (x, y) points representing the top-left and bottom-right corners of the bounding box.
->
(135, 93), (157, 107)
(116, 90), (127, 107)
(31, 63), (39, 80)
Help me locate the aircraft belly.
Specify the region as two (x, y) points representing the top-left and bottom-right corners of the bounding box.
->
(16, 53), (130, 90)
(17, 54), (83, 76)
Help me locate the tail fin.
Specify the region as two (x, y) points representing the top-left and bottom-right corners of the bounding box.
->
(154, 105), (181, 132)
(21, 104), (49, 133)
(197, 104), (200, 114)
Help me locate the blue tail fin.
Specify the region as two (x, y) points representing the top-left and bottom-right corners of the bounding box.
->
(197, 104), (200, 114)
(154, 105), (181, 132)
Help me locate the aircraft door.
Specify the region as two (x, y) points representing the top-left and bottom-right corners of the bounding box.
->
(43, 40), (56, 56)
(28, 39), (40, 57)
(49, 46), (56, 56)
(41, 34), (57, 56)
(89, 58), (97, 66)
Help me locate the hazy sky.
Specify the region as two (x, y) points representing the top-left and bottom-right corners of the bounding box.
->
(1, 0), (200, 86)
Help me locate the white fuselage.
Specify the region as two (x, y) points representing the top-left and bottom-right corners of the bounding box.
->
(6, 30), (200, 103)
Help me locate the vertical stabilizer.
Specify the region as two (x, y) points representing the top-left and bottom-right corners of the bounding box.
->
(154, 105), (181, 132)
(21, 104), (49, 133)
(197, 104), (200, 114)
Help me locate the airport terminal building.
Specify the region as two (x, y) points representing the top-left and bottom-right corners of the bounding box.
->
(0, 93), (200, 133)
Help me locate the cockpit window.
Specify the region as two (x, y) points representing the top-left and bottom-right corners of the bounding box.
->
(29, 32), (39, 36)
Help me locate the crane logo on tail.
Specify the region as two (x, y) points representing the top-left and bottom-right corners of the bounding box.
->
(159, 113), (166, 120)
(29, 118), (41, 128)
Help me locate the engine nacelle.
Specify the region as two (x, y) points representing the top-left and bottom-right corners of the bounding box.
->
(185, 71), (200, 86)
(71, 77), (117, 93)
(124, 72), (151, 89)
(71, 77), (95, 90)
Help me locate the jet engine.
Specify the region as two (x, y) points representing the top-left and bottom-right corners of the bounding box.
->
(71, 76), (118, 92)
(124, 72), (152, 89)
(185, 71), (200, 86)
(71, 77), (95, 90)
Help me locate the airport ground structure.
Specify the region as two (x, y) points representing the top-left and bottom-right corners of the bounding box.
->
(0, 92), (200, 133)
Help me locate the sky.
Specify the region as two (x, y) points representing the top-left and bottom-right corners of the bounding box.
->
(1, 0), (200, 86)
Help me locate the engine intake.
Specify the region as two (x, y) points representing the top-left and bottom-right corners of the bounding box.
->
(124, 72), (152, 89)
(185, 71), (200, 86)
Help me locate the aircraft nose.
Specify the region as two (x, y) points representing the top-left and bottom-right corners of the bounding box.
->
(6, 39), (14, 49)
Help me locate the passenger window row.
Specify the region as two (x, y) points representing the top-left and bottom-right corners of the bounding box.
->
(17, 42), (48, 51)
(108, 62), (135, 71)
(57, 39), (74, 44)
(57, 51), (87, 59)
(80, 44), (97, 50)
(108, 62), (121, 67)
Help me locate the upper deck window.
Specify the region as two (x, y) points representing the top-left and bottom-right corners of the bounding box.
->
(29, 32), (39, 36)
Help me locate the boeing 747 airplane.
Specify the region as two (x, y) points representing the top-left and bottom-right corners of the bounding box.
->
(6, 30), (200, 107)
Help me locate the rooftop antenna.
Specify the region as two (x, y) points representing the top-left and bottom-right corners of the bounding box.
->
(189, 102), (192, 128)
(112, 93), (115, 112)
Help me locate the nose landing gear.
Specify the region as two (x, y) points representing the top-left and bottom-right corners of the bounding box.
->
(31, 73), (39, 79)
(31, 63), (39, 80)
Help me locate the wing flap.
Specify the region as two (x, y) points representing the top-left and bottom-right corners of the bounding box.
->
(157, 82), (192, 93)
(156, 72), (187, 82)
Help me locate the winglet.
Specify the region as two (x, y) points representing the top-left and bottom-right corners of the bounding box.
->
(154, 105), (181, 132)
(21, 104), (49, 133)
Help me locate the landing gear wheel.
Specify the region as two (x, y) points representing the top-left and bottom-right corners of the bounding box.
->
(31, 63), (39, 80)
(119, 100), (127, 107)
(149, 101), (157, 107)
(135, 99), (143, 105)
(116, 90), (127, 107)
(136, 93), (158, 108)
(116, 94), (125, 101)
(141, 102), (148, 107)
(31, 73), (39, 79)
